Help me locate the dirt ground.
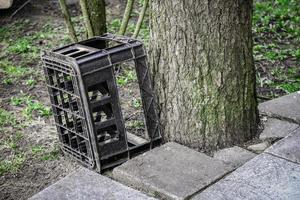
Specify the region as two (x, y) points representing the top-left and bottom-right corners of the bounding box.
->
(0, 1), (132, 199)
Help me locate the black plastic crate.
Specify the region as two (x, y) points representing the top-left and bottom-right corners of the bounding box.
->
(42, 34), (162, 172)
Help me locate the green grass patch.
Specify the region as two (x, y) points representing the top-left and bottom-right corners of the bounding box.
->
(41, 148), (60, 161)
(26, 77), (37, 87)
(253, 0), (300, 55)
(23, 101), (52, 118)
(0, 60), (30, 77)
(31, 145), (45, 155)
(0, 153), (26, 176)
(127, 120), (144, 129)
(31, 145), (60, 161)
(254, 0), (300, 96)
(116, 69), (137, 86)
(10, 96), (52, 118)
(1, 132), (23, 151)
(277, 80), (300, 93)
(253, 0), (300, 37)
(0, 108), (16, 128)
(8, 38), (33, 54)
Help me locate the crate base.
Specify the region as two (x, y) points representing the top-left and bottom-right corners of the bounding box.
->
(100, 137), (162, 172)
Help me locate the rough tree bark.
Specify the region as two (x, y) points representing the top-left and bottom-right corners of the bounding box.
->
(85, 0), (106, 36)
(150, 0), (258, 151)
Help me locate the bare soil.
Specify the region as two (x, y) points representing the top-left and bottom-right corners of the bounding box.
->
(0, 1), (130, 199)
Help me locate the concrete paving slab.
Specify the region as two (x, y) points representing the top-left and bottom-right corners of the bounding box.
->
(247, 141), (270, 153)
(213, 146), (256, 168)
(29, 167), (156, 200)
(265, 127), (300, 164)
(113, 142), (233, 200)
(259, 92), (300, 124)
(192, 153), (300, 200)
(260, 118), (299, 140)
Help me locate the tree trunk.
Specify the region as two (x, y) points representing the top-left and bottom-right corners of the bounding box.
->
(119, 0), (135, 35)
(86, 0), (106, 36)
(150, 0), (258, 152)
(59, 0), (78, 42)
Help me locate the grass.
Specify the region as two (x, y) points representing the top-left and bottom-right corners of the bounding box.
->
(0, 108), (16, 128)
(116, 69), (137, 86)
(8, 38), (33, 54)
(127, 120), (144, 129)
(0, 131), (25, 176)
(31, 146), (45, 155)
(253, 0), (300, 96)
(23, 101), (52, 118)
(10, 96), (52, 118)
(41, 148), (60, 161)
(0, 154), (26, 176)
(0, 60), (30, 77)
(0, 60), (33, 85)
(1, 132), (23, 150)
(31, 145), (60, 161)
(25, 78), (37, 87)
(0, 15), (67, 178)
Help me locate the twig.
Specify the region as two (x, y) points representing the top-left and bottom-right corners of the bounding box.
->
(119, 0), (134, 35)
(133, 0), (149, 38)
(79, 0), (94, 38)
(10, 0), (31, 19)
(257, 95), (272, 100)
(58, 0), (78, 42)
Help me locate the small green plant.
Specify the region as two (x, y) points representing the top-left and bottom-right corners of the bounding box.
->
(265, 51), (278, 61)
(0, 132), (23, 152)
(0, 108), (16, 128)
(1, 64), (28, 77)
(109, 19), (122, 33)
(0, 60), (30, 82)
(10, 96), (26, 106)
(8, 38), (32, 54)
(278, 81), (300, 93)
(2, 139), (17, 150)
(132, 98), (142, 109)
(2, 78), (13, 85)
(0, 27), (9, 40)
(10, 96), (51, 118)
(31, 146), (44, 155)
(14, 132), (23, 142)
(30, 145), (60, 161)
(127, 120), (144, 129)
(293, 49), (300, 59)
(41, 148), (60, 161)
(287, 67), (297, 76)
(26, 78), (37, 87)
(116, 69), (137, 86)
(0, 153), (26, 176)
(23, 101), (52, 118)
(271, 67), (286, 79)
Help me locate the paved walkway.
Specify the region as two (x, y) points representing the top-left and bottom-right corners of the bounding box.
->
(29, 92), (300, 200)
(193, 128), (300, 200)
